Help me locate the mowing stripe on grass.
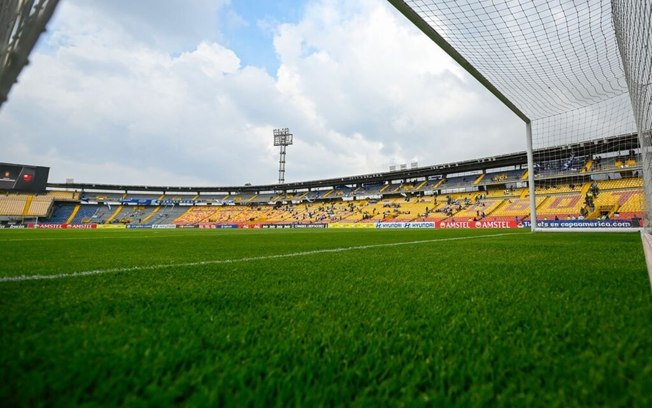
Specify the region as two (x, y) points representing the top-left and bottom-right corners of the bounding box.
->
(0, 232), (191, 242)
(0, 229), (355, 242)
(0, 232), (519, 283)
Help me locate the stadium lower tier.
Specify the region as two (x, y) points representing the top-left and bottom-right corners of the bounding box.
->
(0, 179), (644, 228)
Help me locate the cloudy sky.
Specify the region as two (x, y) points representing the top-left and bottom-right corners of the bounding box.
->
(0, 0), (525, 186)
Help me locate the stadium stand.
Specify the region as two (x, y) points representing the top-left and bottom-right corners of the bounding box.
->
(2, 175), (644, 227)
(48, 203), (77, 223)
(614, 191), (644, 219)
(534, 154), (589, 178)
(25, 195), (54, 217)
(490, 197), (545, 220)
(451, 197), (505, 221)
(46, 190), (77, 201)
(149, 205), (188, 225)
(125, 193), (162, 200)
(3, 135), (644, 227)
(0, 194), (29, 216)
(117, 205), (157, 224)
(535, 194), (584, 220)
(173, 207), (217, 225)
(481, 169), (526, 185)
(69, 205), (100, 224)
(597, 177), (643, 190)
(82, 192), (124, 202)
(90, 205), (118, 224)
(439, 175), (479, 192)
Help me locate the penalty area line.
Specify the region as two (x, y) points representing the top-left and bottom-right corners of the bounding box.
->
(0, 231), (519, 283)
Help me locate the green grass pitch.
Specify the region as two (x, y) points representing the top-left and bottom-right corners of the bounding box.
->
(1, 228), (651, 406)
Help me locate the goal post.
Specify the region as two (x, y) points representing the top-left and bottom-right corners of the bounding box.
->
(526, 122), (537, 231)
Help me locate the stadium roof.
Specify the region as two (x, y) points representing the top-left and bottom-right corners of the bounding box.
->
(47, 133), (639, 194)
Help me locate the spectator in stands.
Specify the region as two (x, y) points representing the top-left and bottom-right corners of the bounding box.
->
(595, 155), (602, 170)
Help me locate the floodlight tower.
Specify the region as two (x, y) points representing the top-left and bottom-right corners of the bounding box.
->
(273, 128), (293, 184)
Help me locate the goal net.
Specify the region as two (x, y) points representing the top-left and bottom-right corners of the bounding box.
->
(389, 0), (651, 230)
(0, 0), (60, 108)
(612, 0), (652, 229)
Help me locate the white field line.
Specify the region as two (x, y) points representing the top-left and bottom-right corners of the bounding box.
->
(0, 232), (519, 283)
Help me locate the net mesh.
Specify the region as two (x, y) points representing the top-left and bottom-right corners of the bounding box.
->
(0, 0), (60, 108)
(397, 0), (650, 227)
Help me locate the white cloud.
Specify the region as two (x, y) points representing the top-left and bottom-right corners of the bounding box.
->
(0, 0), (524, 186)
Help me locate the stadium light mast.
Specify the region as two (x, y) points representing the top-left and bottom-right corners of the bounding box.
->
(273, 128), (293, 184)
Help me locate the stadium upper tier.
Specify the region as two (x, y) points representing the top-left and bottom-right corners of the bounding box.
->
(44, 132), (638, 196)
